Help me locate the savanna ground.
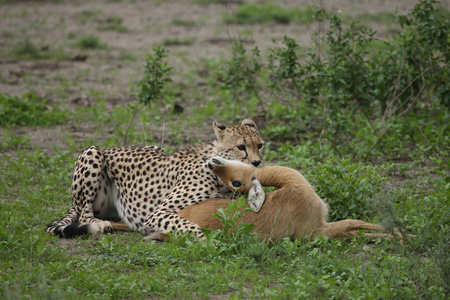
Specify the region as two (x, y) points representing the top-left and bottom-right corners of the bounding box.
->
(0, 0), (449, 299)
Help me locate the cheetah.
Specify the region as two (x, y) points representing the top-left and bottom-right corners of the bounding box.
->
(46, 119), (265, 239)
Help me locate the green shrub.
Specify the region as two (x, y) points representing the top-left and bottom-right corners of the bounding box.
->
(134, 46), (172, 107)
(0, 93), (67, 127)
(306, 158), (388, 221)
(215, 41), (263, 118)
(207, 195), (261, 256)
(123, 46), (173, 145)
(266, 0), (449, 157)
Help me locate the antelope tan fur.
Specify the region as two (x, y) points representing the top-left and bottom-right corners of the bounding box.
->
(119, 157), (412, 243)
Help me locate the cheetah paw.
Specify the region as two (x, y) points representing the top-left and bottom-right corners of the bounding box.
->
(91, 221), (113, 234)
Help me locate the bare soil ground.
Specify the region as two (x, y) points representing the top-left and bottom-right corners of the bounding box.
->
(1, 0), (448, 151)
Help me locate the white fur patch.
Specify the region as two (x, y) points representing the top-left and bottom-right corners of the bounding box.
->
(248, 179), (265, 212)
(87, 223), (102, 235)
(228, 160), (249, 167)
(212, 156), (248, 167)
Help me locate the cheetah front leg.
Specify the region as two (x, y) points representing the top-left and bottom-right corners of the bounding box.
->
(144, 182), (213, 239)
(145, 208), (205, 239)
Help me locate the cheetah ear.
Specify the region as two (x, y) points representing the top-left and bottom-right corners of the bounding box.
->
(213, 121), (226, 140)
(241, 119), (257, 129)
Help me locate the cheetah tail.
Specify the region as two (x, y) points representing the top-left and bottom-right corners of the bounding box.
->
(45, 205), (101, 238)
(45, 223), (101, 238)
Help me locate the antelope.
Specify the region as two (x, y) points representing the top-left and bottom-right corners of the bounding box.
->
(120, 157), (411, 243)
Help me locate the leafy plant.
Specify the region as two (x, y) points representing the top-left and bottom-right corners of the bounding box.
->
(207, 195), (257, 255)
(216, 41), (264, 118)
(212, 196), (255, 238)
(267, 35), (302, 94)
(394, 0), (449, 108)
(123, 46), (173, 145)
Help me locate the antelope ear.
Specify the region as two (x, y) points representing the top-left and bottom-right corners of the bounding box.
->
(213, 121), (226, 140)
(248, 178), (265, 212)
(241, 119), (257, 129)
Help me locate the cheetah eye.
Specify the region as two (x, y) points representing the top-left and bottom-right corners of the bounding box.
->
(237, 145), (246, 151)
(257, 143), (264, 149)
(231, 181), (242, 188)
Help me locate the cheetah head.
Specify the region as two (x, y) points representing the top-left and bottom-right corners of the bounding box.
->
(212, 119), (264, 167)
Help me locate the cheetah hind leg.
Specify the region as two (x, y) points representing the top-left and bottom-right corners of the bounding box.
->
(70, 146), (114, 237)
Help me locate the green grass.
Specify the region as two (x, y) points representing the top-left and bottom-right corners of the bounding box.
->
(356, 11), (396, 23)
(11, 37), (40, 58)
(10, 38), (71, 61)
(171, 18), (197, 27)
(97, 15), (128, 32)
(0, 106), (448, 299)
(0, 92), (68, 127)
(162, 37), (196, 46)
(0, 92), (448, 298)
(0, 129), (30, 151)
(118, 51), (137, 61)
(74, 35), (108, 50)
(1, 99), (447, 300)
(75, 9), (128, 32)
(75, 9), (102, 25)
(225, 3), (316, 25)
(0, 144), (447, 298)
